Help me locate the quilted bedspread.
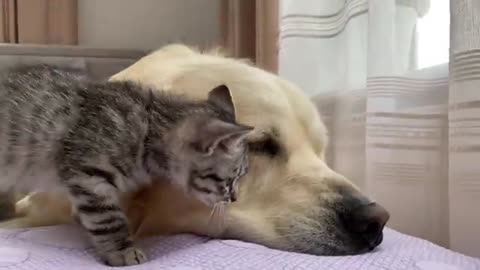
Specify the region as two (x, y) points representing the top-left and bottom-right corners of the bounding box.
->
(0, 225), (478, 270)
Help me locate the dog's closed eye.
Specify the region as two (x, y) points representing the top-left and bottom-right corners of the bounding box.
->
(248, 136), (281, 157)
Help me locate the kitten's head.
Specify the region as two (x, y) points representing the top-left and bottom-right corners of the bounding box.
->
(167, 85), (253, 207)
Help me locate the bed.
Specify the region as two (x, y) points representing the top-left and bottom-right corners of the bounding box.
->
(0, 225), (478, 270)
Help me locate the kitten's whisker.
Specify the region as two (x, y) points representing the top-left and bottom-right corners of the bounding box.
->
(216, 202), (226, 233)
(206, 201), (229, 237)
(221, 204), (225, 232)
(215, 203), (221, 233)
(208, 203), (217, 226)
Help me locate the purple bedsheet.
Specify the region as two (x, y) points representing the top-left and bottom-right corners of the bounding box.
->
(0, 225), (478, 270)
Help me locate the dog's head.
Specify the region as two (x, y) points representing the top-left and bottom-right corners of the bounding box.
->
(113, 44), (390, 255)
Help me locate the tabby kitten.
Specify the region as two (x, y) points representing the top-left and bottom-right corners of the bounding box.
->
(0, 65), (252, 266)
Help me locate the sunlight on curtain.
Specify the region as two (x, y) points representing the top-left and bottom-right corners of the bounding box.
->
(279, 0), (480, 257)
(417, 0), (449, 68)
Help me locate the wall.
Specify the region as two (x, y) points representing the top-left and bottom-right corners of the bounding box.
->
(78, 0), (220, 50)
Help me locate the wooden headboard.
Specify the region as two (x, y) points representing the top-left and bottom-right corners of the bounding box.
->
(0, 44), (147, 79)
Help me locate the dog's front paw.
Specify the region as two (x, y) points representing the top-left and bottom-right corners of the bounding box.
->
(103, 247), (148, 266)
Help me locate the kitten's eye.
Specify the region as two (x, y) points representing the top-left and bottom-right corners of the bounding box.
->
(199, 173), (223, 182)
(190, 182), (213, 194)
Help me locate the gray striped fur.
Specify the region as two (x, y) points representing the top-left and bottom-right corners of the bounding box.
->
(0, 65), (251, 266)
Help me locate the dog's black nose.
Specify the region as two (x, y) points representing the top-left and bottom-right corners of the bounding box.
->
(343, 202), (390, 249)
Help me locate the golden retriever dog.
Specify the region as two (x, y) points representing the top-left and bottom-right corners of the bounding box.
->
(0, 44), (389, 256)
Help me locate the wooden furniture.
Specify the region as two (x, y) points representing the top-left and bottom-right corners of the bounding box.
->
(0, 44), (145, 79)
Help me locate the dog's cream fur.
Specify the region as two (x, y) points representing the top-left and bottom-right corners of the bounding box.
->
(0, 45), (375, 255)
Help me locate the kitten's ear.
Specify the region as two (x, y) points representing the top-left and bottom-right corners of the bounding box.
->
(208, 84), (235, 116)
(194, 119), (253, 155)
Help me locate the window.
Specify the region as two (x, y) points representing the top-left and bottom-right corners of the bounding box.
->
(417, 0), (450, 69)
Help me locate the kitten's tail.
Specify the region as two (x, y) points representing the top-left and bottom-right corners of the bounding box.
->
(0, 191), (15, 221)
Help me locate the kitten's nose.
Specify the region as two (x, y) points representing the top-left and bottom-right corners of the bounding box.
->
(230, 192), (237, 202)
(223, 192), (237, 203)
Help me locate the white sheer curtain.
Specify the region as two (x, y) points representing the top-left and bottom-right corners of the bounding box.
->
(279, 0), (480, 257)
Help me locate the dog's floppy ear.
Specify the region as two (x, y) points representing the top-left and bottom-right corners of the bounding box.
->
(208, 84), (235, 116)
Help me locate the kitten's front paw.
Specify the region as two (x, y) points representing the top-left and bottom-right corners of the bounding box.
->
(103, 247), (148, 266)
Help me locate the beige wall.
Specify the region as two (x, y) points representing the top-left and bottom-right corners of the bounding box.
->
(78, 0), (220, 50)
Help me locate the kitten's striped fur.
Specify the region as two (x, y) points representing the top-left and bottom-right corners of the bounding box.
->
(0, 65), (252, 266)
